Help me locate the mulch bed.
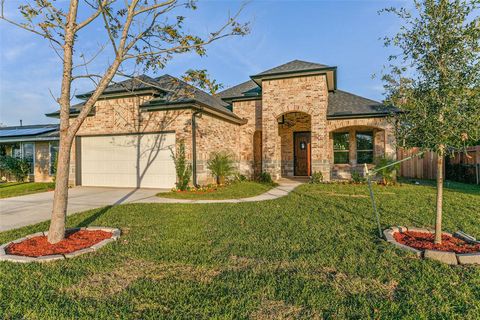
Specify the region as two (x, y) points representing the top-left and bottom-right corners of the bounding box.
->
(6, 230), (113, 257)
(394, 231), (480, 254)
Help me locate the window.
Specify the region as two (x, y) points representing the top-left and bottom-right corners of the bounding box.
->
(356, 131), (374, 164)
(333, 132), (350, 164)
(12, 143), (22, 159)
(49, 141), (59, 175)
(22, 143), (35, 174)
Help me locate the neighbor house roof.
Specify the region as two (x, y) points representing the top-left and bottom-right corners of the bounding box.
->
(47, 74), (245, 124)
(0, 124), (59, 143)
(327, 90), (394, 119)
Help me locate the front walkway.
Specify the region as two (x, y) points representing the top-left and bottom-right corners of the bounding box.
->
(139, 178), (305, 204)
(0, 179), (305, 232)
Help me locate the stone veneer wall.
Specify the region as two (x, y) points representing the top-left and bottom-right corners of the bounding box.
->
(231, 99), (263, 178)
(69, 95), (241, 186)
(261, 75), (329, 180)
(326, 117), (396, 179)
(278, 112), (311, 176)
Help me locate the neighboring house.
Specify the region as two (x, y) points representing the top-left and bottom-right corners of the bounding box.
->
(45, 59), (395, 189)
(0, 124), (59, 182)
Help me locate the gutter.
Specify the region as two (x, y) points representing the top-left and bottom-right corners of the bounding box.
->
(191, 109), (202, 188)
(0, 136), (59, 143)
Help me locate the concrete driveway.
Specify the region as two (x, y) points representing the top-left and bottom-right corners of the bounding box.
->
(0, 187), (166, 232)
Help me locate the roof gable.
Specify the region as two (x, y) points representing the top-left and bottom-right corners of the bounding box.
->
(252, 59), (332, 77)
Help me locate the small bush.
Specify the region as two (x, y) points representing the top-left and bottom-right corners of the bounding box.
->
(0, 155), (30, 182)
(257, 171), (273, 184)
(207, 151), (236, 185)
(171, 140), (191, 191)
(232, 173), (247, 182)
(374, 157), (399, 185)
(351, 170), (366, 184)
(309, 171), (323, 184)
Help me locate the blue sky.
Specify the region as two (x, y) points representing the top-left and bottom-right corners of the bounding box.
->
(0, 0), (410, 126)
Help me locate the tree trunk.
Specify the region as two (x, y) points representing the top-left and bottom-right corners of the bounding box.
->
(434, 151), (444, 244)
(47, 0), (79, 244)
(47, 134), (75, 243)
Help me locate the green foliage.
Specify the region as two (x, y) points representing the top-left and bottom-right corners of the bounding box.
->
(257, 171), (273, 184)
(374, 157), (399, 185)
(207, 151), (236, 185)
(381, 0), (480, 156)
(171, 140), (191, 191)
(0, 155), (30, 182)
(351, 170), (366, 184)
(181, 69), (224, 95)
(309, 171), (324, 184)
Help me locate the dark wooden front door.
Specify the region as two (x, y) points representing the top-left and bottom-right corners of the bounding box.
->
(294, 132), (311, 176)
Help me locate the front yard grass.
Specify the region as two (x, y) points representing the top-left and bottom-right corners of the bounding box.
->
(0, 182), (55, 199)
(156, 181), (276, 200)
(0, 181), (479, 318)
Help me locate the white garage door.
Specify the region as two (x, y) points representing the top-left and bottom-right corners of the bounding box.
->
(80, 133), (176, 188)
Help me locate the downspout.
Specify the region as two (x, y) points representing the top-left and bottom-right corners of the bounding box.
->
(192, 109), (202, 188)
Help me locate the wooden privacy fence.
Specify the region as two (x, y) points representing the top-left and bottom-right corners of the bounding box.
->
(397, 146), (480, 184)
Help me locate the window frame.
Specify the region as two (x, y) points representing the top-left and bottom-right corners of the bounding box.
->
(333, 132), (350, 165)
(355, 131), (374, 164)
(49, 141), (59, 176)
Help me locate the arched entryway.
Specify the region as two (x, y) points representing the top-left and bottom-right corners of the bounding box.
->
(277, 112), (312, 177)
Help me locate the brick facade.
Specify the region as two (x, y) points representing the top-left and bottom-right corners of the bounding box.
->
(70, 95), (241, 186)
(261, 75), (329, 180)
(68, 74), (395, 186)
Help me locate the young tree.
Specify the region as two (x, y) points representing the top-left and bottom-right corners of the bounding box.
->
(382, 0), (480, 243)
(0, 0), (249, 244)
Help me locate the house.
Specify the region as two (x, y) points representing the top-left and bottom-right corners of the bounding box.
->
(0, 124), (59, 182)
(45, 60), (396, 188)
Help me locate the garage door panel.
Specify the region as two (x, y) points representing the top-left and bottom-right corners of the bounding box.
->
(81, 133), (175, 188)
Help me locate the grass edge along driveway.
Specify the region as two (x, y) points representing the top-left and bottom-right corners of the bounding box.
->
(0, 182), (55, 199)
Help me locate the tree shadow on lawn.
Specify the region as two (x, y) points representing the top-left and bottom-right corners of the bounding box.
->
(75, 206), (113, 228)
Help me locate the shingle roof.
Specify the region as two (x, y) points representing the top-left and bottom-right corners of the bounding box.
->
(252, 59), (333, 77)
(217, 80), (261, 100)
(327, 90), (392, 118)
(53, 74), (241, 122)
(139, 75), (242, 120)
(76, 75), (160, 99)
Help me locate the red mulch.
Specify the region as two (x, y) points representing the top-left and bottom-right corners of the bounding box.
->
(6, 230), (112, 257)
(394, 231), (480, 254)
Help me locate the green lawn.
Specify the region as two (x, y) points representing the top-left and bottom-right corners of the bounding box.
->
(157, 181), (276, 200)
(0, 182), (479, 319)
(0, 182), (55, 199)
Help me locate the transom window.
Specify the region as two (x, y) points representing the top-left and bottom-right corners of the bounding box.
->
(356, 131), (374, 164)
(333, 132), (349, 164)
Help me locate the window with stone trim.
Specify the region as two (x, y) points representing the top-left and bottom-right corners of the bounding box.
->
(356, 131), (374, 164)
(49, 141), (59, 176)
(333, 132), (350, 164)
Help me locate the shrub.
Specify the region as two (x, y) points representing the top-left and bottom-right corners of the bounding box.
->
(207, 151), (236, 185)
(0, 155), (30, 182)
(232, 173), (247, 183)
(309, 171), (323, 184)
(374, 156), (399, 185)
(257, 171), (273, 184)
(351, 170), (366, 184)
(171, 140), (191, 191)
